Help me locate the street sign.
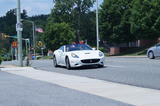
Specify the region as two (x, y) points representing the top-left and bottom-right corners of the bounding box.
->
(37, 41), (43, 47)
(16, 23), (23, 31)
(12, 41), (18, 48)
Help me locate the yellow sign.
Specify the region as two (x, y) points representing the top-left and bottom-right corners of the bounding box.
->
(37, 41), (43, 47)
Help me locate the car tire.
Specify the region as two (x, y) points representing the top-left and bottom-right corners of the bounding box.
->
(148, 51), (155, 59)
(66, 57), (71, 70)
(53, 56), (58, 67)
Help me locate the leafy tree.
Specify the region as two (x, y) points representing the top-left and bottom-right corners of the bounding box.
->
(130, 0), (160, 40)
(0, 9), (48, 52)
(100, 0), (134, 44)
(0, 9), (29, 55)
(43, 23), (75, 50)
(50, 0), (95, 42)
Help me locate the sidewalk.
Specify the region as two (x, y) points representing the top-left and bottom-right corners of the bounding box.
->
(1, 66), (160, 106)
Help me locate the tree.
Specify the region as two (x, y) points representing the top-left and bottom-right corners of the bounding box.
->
(50, 0), (95, 42)
(100, 0), (134, 44)
(43, 23), (75, 50)
(0, 9), (29, 52)
(130, 0), (160, 40)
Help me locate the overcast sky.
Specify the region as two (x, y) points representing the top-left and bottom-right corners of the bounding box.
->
(0, 0), (103, 17)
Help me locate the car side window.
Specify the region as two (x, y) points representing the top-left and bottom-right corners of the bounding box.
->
(59, 46), (64, 52)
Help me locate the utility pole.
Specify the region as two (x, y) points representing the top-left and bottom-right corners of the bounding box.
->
(32, 22), (36, 59)
(16, 0), (23, 66)
(96, 0), (99, 50)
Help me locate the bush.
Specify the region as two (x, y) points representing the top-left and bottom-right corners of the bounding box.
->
(99, 47), (106, 53)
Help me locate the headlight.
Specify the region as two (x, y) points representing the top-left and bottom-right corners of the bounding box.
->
(71, 53), (79, 58)
(99, 52), (104, 57)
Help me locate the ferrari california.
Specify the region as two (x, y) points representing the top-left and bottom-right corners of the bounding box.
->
(53, 44), (105, 69)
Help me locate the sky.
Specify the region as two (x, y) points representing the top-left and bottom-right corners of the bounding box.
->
(0, 0), (103, 17)
(0, 0), (53, 17)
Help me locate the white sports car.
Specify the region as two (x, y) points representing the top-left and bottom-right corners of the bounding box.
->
(53, 44), (105, 69)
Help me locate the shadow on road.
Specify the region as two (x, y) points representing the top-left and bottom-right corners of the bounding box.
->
(57, 65), (107, 70)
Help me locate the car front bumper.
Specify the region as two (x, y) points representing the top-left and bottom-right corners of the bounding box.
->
(69, 57), (105, 67)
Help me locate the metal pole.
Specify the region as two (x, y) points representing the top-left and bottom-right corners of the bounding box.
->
(96, 0), (99, 50)
(16, 0), (23, 66)
(27, 39), (30, 52)
(41, 48), (44, 57)
(11, 45), (13, 61)
(32, 22), (36, 59)
(28, 39), (31, 58)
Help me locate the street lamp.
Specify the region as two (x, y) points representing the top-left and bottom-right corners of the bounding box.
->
(21, 19), (36, 59)
(96, 0), (100, 50)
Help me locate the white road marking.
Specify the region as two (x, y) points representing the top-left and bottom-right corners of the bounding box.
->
(1, 67), (160, 106)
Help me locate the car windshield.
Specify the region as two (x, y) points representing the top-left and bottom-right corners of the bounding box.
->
(66, 44), (92, 52)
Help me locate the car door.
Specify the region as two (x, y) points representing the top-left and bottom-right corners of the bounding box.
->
(56, 46), (64, 65)
(60, 46), (66, 65)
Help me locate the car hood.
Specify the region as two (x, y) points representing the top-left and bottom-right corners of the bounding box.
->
(69, 50), (102, 59)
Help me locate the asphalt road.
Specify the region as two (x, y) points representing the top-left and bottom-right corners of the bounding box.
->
(0, 71), (130, 106)
(30, 57), (160, 90)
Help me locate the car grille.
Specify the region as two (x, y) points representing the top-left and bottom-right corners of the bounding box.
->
(81, 59), (100, 63)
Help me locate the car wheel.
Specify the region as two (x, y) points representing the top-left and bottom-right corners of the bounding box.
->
(66, 57), (71, 70)
(53, 56), (58, 67)
(148, 51), (155, 59)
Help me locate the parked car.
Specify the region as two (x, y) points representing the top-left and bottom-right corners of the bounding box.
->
(53, 44), (105, 69)
(147, 43), (160, 59)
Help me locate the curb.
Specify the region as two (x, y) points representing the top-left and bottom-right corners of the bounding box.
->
(0, 65), (18, 68)
(0, 67), (34, 71)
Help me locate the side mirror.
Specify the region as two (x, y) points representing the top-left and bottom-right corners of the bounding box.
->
(92, 48), (96, 50)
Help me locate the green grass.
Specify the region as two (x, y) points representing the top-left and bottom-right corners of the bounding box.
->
(37, 56), (53, 60)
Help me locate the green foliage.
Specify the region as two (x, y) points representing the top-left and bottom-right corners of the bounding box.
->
(49, 0), (96, 43)
(130, 0), (160, 40)
(100, 0), (160, 44)
(100, 0), (134, 44)
(99, 47), (106, 53)
(0, 9), (49, 54)
(43, 23), (75, 50)
(0, 9), (28, 50)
